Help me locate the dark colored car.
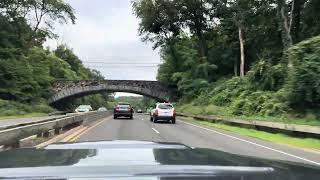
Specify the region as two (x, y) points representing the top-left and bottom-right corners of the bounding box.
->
(0, 141), (319, 179)
(113, 103), (133, 119)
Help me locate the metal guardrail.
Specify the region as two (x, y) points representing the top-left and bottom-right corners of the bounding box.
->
(177, 112), (320, 138)
(0, 111), (111, 147)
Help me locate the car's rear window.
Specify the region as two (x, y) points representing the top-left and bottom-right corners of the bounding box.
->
(118, 105), (130, 108)
(158, 104), (173, 109)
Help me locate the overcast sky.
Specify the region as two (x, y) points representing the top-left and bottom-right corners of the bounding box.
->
(45, 0), (160, 82)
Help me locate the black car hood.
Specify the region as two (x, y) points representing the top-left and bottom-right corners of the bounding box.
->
(0, 140), (319, 179)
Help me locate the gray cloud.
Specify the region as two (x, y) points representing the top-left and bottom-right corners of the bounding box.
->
(45, 0), (160, 81)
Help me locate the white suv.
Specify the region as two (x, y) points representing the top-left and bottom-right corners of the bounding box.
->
(150, 103), (176, 124)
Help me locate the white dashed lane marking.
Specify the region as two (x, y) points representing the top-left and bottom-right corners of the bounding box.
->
(152, 128), (160, 134)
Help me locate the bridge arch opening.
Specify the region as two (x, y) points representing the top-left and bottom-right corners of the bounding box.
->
(49, 80), (176, 110)
(52, 91), (160, 111)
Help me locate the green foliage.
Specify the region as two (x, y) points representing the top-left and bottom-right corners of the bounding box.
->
(0, 0), (75, 48)
(54, 45), (88, 79)
(286, 35), (320, 107)
(70, 93), (112, 110)
(0, 99), (54, 116)
(0, 0), (108, 114)
(134, 0), (320, 123)
(177, 79), (209, 101)
(189, 77), (290, 117)
(230, 90), (289, 116)
(0, 48), (50, 102)
(209, 77), (247, 106)
(247, 59), (286, 91)
(177, 104), (204, 115)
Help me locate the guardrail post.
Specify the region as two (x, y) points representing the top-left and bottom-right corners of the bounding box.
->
(37, 132), (44, 138)
(55, 128), (63, 135)
(43, 129), (55, 138)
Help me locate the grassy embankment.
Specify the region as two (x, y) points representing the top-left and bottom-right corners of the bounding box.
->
(0, 99), (53, 120)
(177, 101), (320, 126)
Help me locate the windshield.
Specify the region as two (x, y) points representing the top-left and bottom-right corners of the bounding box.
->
(1, 0), (320, 178)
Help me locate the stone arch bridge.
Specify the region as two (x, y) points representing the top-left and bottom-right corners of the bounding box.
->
(49, 80), (176, 106)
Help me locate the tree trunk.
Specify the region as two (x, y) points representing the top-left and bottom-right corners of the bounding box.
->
(292, 0), (302, 43)
(277, 0), (293, 49)
(196, 30), (207, 61)
(238, 27), (245, 78)
(234, 57), (238, 76)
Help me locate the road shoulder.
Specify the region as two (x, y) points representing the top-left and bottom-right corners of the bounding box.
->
(178, 116), (320, 152)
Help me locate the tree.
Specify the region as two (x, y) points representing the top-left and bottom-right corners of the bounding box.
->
(133, 0), (213, 57)
(0, 0), (76, 49)
(28, 0), (76, 45)
(277, 0), (293, 50)
(132, 0), (182, 48)
(218, 0), (253, 78)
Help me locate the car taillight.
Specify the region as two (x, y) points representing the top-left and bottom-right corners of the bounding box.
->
(115, 106), (120, 111)
(173, 109), (176, 116)
(154, 109), (158, 116)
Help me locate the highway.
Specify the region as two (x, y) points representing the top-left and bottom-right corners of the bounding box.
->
(76, 114), (320, 166)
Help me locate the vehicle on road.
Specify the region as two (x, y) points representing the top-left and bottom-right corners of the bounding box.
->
(113, 103), (133, 119)
(0, 140), (318, 179)
(97, 107), (108, 111)
(150, 103), (176, 124)
(75, 105), (93, 113)
(136, 109), (143, 113)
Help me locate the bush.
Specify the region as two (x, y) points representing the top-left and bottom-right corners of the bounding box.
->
(0, 99), (54, 116)
(204, 104), (227, 115)
(193, 91), (211, 105)
(177, 104), (204, 115)
(187, 77), (290, 117)
(209, 77), (247, 106)
(229, 90), (289, 117)
(246, 53), (286, 91)
(286, 35), (320, 107)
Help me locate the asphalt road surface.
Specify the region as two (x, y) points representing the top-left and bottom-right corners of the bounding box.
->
(76, 114), (320, 166)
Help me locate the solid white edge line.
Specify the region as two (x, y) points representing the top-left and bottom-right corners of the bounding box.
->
(178, 120), (320, 166)
(152, 128), (160, 134)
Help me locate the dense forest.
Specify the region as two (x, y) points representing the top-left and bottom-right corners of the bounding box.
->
(0, 0), (109, 116)
(133, 0), (320, 124)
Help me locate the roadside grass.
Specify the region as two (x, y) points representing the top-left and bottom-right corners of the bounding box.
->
(179, 116), (320, 150)
(177, 104), (320, 126)
(0, 112), (47, 120)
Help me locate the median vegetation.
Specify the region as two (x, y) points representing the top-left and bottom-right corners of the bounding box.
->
(133, 0), (320, 126)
